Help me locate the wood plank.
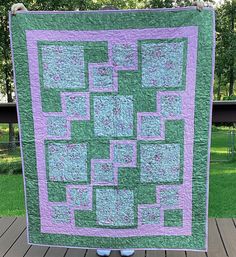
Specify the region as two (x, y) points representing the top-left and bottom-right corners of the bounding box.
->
(110, 250), (122, 257)
(0, 217), (26, 257)
(44, 246), (67, 257)
(65, 248), (86, 257)
(146, 250), (165, 257)
(85, 250), (98, 257)
(87, 249), (145, 257)
(110, 250), (145, 257)
(233, 218), (236, 228)
(4, 229), (30, 257)
(166, 250), (185, 257)
(0, 217), (16, 237)
(186, 251), (206, 257)
(216, 218), (236, 257)
(24, 245), (49, 257)
(133, 250), (145, 257)
(207, 219), (227, 257)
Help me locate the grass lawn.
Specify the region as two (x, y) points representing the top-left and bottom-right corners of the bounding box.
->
(0, 124), (236, 217)
(0, 174), (25, 216)
(209, 128), (236, 217)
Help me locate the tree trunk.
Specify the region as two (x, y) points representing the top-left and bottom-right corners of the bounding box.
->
(8, 124), (16, 151)
(228, 3), (235, 96)
(217, 74), (222, 100)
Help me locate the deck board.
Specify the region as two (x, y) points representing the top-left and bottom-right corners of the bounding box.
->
(44, 246), (67, 257)
(207, 219), (227, 257)
(0, 217), (26, 257)
(216, 218), (236, 257)
(0, 218), (235, 257)
(166, 251), (185, 257)
(187, 251), (206, 257)
(3, 229), (30, 257)
(24, 245), (49, 257)
(86, 250), (99, 257)
(0, 217), (16, 237)
(65, 248), (87, 257)
(146, 250), (165, 257)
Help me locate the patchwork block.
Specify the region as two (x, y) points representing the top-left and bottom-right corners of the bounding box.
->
(41, 45), (85, 88)
(138, 114), (162, 138)
(161, 95), (182, 118)
(90, 65), (114, 91)
(46, 116), (68, 138)
(164, 209), (183, 227)
(96, 189), (135, 227)
(140, 144), (181, 183)
(51, 205), (71, 224)
(64, 93), (90, 120)
(140, 207), (160, 225)
(47, 143), (88, 182)
(68, 186), (91, 209)
(94, 96), (133, 137)
(141, 42), (184, 88)
(92, 161), (115, 184)
(111, 141), (137, 167)
(160, 188), (179, 206)
(112, 43), (136, 68)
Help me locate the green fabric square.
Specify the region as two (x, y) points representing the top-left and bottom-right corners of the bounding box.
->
(164, 209), (183, 227)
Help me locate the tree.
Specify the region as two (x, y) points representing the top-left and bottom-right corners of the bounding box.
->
(215, 0), (236, 99)
(0, 1), (17, 151)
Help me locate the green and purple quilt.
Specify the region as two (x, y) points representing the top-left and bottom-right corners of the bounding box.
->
(9, 7), (215, 251)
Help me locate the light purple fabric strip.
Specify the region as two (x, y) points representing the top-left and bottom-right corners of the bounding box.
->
(26, 26), (198, 237)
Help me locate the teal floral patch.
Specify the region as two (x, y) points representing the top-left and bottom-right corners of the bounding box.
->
(52, 206), (71, 224)
(141, 42), (184, 88)
(112, 43), (136, 68)
(91, 66), (114, 89)
(160, 188), (179, 206)
(161, 95), (182, 117)
(47, 143), (87, 182)
(94, 96), (133, 137)
(140, 115), (161, 137)
(96, 189), (135, 227)
(41, 45), (85, 88)
(69, 187), (90, 208)
(140, 144), (180, 183)
(46, 116), (67, 137)
(93, 162), (115, 184)
(141, 207), (160, 225)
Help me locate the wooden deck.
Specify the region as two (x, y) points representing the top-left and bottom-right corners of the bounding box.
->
(0, 218), (236, 257)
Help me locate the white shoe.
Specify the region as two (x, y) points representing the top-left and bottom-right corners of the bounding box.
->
(120, 249), (135, 257)
(96, 249), (112, 256)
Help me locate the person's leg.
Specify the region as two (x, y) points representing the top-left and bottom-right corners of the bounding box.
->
(120, 249), (135, 257)
(96, 249), (112, 256)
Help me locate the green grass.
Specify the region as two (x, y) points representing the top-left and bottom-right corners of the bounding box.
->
(209, 126), (236, 217)
(0, 124), (21, 174)
(0, 124), (236, 217)
(0, 148), (22, 174)
(0, 175), (25, 216)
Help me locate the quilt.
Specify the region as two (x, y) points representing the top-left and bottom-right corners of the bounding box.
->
(9, 7), (215, 251)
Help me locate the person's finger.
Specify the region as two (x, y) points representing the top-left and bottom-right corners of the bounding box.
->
(193, 1), (204, 11)
(11, 3), (27, 15)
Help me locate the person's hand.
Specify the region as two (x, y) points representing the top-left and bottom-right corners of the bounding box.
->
(11, 3), (27, 15)
(193, 1), (204, 11)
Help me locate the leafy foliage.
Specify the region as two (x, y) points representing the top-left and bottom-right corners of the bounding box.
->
(215, 0), (236, 99)
(0, 0), (235, 101)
